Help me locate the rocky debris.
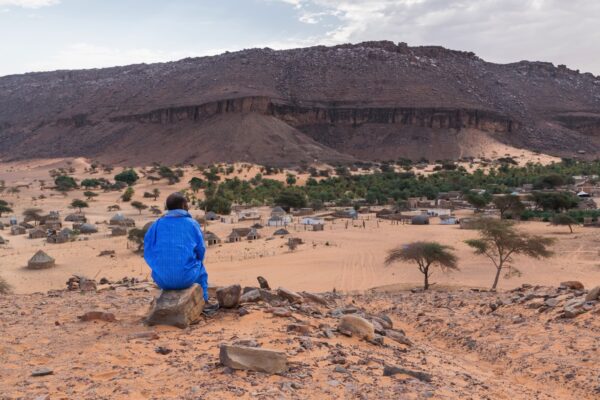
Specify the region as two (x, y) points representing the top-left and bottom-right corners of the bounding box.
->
(126, 331), (159, 341)
(277, 287), (303, 304)
(268, 307), (292, 318)
(585, 286), (600, 301)
(287, 323), (311, 335)
(385, 329), (413, 346)
(219, 344), (287, 374)
(155, 346), (172, 355)
(257, 276), (270, 290)
(240, 289), (261, 303)
(383, 365), (432, 382)
(97, 250), (116, 257)
(338, 315), (375, 340)
(66, 275), (97, 292)
(560, 281), (584, 290)
(146, 284), (204, 328)
(78, 311), (116, 322)
(216, 284), (242, 308)
(301, 291), (329, 306)
(31, 367), (54, 377)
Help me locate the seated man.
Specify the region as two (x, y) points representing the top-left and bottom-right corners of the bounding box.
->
(144, 192), (208, 302)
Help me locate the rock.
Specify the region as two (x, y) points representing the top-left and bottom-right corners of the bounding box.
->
(371, 316), (393, 330)
(287, 323), (311, 335)
(385, 329), (413, 346)
(257, 276), (271, 290)
(544, 298), (560, 307)
(257, 289), (283, 304)
(31, 367), (53, 377)
(146, 284), (205, 328)
(238, 307), (250, 316)
(155, 346), (172, 355)
(127, 331), (159, 341)
(563, 297), (587, 318)
(243, 286), (259, 294)
(240, 289), (261, 303)
(585, 286), (600, 301)
(560, 281), (584, 290)
(216, 284), (242, 308)
(371, 319), (385, 335)
(78, 311), (116, 322)
(527, 298), (546, 309)
(277, 287), (303, 303)
(383, 365), (432, 382)
(301, 291), (329, 306)
(333, 365), (348, 374)
(79, 279), (97, 292)
(207, 284), (220, 299)
(219, 344), (287, 374)
(270, 307), (292, 318)
(338, 315), (375, 340)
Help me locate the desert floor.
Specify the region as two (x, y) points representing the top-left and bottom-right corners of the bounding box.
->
(1, 158), (598, 295)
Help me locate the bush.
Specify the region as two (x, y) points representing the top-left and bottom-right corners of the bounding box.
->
(114, 169), (139, 185)
(55, 175), (77, 191)
(121, 187), (134, 202)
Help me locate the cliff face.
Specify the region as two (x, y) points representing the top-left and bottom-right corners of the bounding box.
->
(0, 40), (599, 165)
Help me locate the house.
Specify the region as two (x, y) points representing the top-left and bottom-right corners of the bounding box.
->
(78, 223), (99, 234)
(246, 228), (260, 241)
(110, 226), (128, 237)
(301, 217), (324, 225)
(27, 250), (55, 270)
(292, 208), (314, 217)
(238, 209), (261, 221)
(10, 225), (26, 235)
(271, 206), (287, 218)
(267, 215), (291, 227)
(65, 213), (87, 223)
(425, 208), (452, 217)
(273, 228), (289, 236)
(227, 228), (252, 243)
(205, 211), (219, 221)
(375, 209), (396, 218)
(440, 215), (458, 225)
(312, 223), (325, 231)
(28, 227), (47, 239)
(204, 232), (221, 246)
(333, 208), (358, 219)
(48, 230), (70, 244)
(109, 213), (136, 227)
(411, 215), (430, 225)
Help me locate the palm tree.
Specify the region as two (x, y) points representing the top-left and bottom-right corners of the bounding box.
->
(385, 241), (458, 290)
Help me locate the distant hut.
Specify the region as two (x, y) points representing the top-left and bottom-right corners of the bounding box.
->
(251, 223), (264, 229)
(65, 213), (87, 223)
(267, 215), (291, 227)
(271, 206), (287, 218)
(227, 230), (242, 243)
(411, 215), (430, 225)
(10, 225), (26, 235)
(19, 221), (34, 229)
(110, 226), (128, 237)
(205, 211), (219, 221)
(246, 228), (260, 240)
(334, 208), (358, 219)
(47, 230), (70, 244)
(273, 228), (289, 236)
(204, 232), (221, 246)
(312, 223), (325, 231)
(459, 218), (480, 230)
(27, 250), (55, 269)
(375, 209), (395, 218)
(439, 215), (458, 225)
(109, 213), (136, 227)
(288, 237), (303, 247)
(43, 220), (62, 230)
(0, 235), (6, 244)
(301, 217), (324, 225)
(78, 223), (98, 234)
(28, 227), (47, 239)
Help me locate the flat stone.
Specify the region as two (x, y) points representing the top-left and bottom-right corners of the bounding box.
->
(527, 298), (546, 309)
(338, 315), (375, 340)
(126, 331), (159, 341)
(146, 284), (204, 328)
(78, 311), (116, 322)
(385, 329), (413, 346)
(585, 286), (600, 302)
(31, 367), (53, 377)
(219, 344), (287, 374)
(271, 307), (292, 317)
(277, 287), (303, 303)
(371, 316), (393, 330)
(240, 289), (261, 303)
(287, 323), (311, 335)
(544, 298), (559, 307)
(560, 281), (584, 290)
(383, 365), (432, 382)
(301, 291), (329, 306)
(216, 284), (241, 308)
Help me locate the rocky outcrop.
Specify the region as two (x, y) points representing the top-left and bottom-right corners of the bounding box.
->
(146, 284), (204, 328)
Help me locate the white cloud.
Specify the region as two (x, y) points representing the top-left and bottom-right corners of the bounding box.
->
(0, 0), (59, 8)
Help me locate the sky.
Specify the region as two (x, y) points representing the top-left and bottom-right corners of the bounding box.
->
(1, 0), (599, 77)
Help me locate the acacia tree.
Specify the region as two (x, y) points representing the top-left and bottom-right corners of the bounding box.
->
(385, 241), (458, 290)
(23, 208), (43, 225)
(152, 188), (160, 201)
(83, 191), (98, 201)
(492, 195), (524, 219)
(131, 201), (148, 214)
(0, 200), (13, 217)
(551, 214), (577, 233)
(465, 219), (554, 290)
(70, 199), (89, 213)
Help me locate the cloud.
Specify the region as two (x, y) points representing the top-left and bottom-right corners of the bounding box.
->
(0, 0), (60, 8)
(274, 0), (600, 74)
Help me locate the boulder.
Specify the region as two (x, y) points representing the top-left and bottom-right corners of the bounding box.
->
(146, 284), (204, 328)
(257, 276), (271, 289)
(560, 281), (584, 290)
(277, 287), (303, 303)
(338, 315), (375, 340)
(585, 286), (600, 302)
(270, 307), (292, 317)
(301, 291), (329, 306)
(526, 298), (546, 309)
(219, 344), (287, 374)
(216, 284), (241, 308)
(240, 289), (261, 303)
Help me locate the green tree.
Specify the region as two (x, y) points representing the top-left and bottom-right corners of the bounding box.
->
(465, 219), (554, 290)
(70, 199), (89, 213)
(385, 242), (458, 290)
(131, 201), (148, 214)
(530, 192), (579, 212)
(551, 214), (577, 233)
(114, 169), (139, 185)
(201, 196), (231, 214)
(189, 177), (205, 192)
(81, 178), (102, 189)
(286, 173), (297, 186)
(23, 208), (43, 225)
(152, 188), (160, 200)
(83, 191), (98, 200)
(275, 187), (307, 209)
(121, 187), (134, 202)
(465, 192), (492, 212)
(0, 200), (13, 217)
(54, 175), (78, 191)
(492, 195), (525, 219)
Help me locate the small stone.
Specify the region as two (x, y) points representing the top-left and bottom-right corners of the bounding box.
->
(240, 289), (261, 303)
(155, 346), (172, 355)
(277, 287), (303, 303)
(31, 367), (53, 377)
(338, 315), (375, 340)
(269, 307), (292, 317)
(78, 311), (116, 322)
(527, 298), (545, 309)
(238, 307), (250, 316)
(219, 344), (287, 374)
(383, 365), (432, 382)
(334, 365), (348, 373)
(216, 284), (242, 308)
(301, 291), (329, 306)
(544, 298), (559, 307)
(127, 331), (159, 341)
(560, 281), (584, 290)
(585, 286), (600, 302)
(146, 284), (205, 328)
(287, 323), (311, 335)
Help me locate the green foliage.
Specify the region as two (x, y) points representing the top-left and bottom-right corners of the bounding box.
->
(492, 195), (524, 219)
(286, 173), (297, 186)
(551, 213), (578, 233)
(70, 199), (89, 212)
(465, 219), (554, 289)
(201, 195), (231, 215)
(121, 187), (134, 202)
(54, 175), (78, 191)
(128, 225), (150, 252)
(530, 191), (579, 212)
(23, 208), (43, 224)
(385, 241), (458, 290)
(158, 166), (180, 184)
(275, 187), (307, 209)
(83, 191), (98, 200)
(189, 177), (205, 192)
(465, 192), (492, 211)
(0, 199), (13, 216)
(131, 201), (148, 214)
(114, 169), (139, 185)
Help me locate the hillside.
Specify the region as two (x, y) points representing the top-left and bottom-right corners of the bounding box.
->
(1, 41), (599, 165)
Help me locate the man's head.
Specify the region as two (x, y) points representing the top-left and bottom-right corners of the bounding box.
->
(166, 192), (188, 211)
